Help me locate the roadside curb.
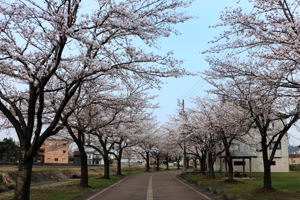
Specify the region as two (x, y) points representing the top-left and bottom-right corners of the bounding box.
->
(73, 176), (128, 200)
(176, 176), (213, 200)
(177, 175), (231, 200)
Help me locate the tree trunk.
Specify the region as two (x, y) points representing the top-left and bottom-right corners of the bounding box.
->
(207, 152), (215, 178)
(156, 156), (160, 171)
(263, 161), (272, 190)
(200, 157), (206, 174)
(226, 157), (234, 181)
(193, 158), (197, 169)
(14, 153), (34, 200)
(262, 135), (273, 190)
(79, 149), (89, 187)
(165, 156), (169, 170)
(103, 155), (110, 179)
(186, 157), (190, 169)
(177, 159), (180, 169)
(224, 144), (234, 181)
(146, 152), (150, 172)
(116, 149), (123, 176)
(117, 158), (122, 176)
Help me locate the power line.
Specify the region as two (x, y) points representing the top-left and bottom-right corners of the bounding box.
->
(289, 134), (300, 142)
(180, 6), (257, 101)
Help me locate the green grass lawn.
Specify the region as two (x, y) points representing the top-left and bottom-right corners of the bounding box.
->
(0, 176), (122, 200)
(0, 168), (146, 200)
(182, 172), (300, 200)
(29, 175), (122, 200)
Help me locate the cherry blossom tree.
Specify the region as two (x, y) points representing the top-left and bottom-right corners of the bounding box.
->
(136, 120), (158, 172)
(151, 133), (163, 171)
(185, 134), (207, 173)
(205, 59), (300, 189)
(159, 133), (179, 170)
(86, 86), (151, 179)
(186, 104), (223, 178)
(109, 110), (153, 176)
(58, 78), (120, 187)
(0, 0), (191, 198)
(204, 0), (300, 190)
(162, 125), (183, 169)
(191, 98), (252, 181)
(86, 105), (129, 179)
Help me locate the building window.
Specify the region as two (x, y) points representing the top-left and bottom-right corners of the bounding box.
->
(234, 161), (245, 166)
(269, 142), (281, 150)
(63, 150), (66, 154)
(55, 158), (58, 161)
(62, 158), (65, 161)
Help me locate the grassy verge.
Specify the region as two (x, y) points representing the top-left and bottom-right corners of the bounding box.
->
(182, 172), (300, 200)
(0, 168), (147, 200)
(0, 176), (123, 200)
(30, 176), (122, 200)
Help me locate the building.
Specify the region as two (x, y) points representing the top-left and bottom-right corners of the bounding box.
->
(215, 121), (290, 173)
(71, 150), (103, 165)
(289, 154), (300, 165)
(43, 139), (70, 164)
(86, 151), (102, 165)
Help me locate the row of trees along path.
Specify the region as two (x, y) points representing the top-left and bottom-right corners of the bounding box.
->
(0, 0), (192, 199)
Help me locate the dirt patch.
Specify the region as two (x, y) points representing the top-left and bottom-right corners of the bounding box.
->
(0, 170), (71, 193)
(32, 171), (69, 183)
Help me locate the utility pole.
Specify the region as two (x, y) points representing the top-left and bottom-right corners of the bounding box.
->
(178, 99), (187, 174)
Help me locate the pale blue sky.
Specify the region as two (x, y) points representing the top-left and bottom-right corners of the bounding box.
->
(150, 0), (300, 146)
(151, 0), (238, 123)
(1, 0), (300, 146)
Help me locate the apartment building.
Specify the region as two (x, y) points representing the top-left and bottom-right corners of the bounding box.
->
(43, 139), (70, 164)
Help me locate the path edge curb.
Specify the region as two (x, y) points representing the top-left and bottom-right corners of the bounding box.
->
(73, 176), (128, 200)
(176, 175), (213, 200)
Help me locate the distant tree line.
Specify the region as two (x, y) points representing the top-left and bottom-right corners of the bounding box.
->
(0, 138), (19, 164)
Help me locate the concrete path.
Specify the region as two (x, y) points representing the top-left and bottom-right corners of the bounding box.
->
(87, 170), (212, 200)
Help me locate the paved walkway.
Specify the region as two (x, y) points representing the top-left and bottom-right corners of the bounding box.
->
(87, 170), (212, 200)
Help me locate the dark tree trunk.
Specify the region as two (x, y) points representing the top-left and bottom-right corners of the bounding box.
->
(14, 152), (34, 200)
(146, 152), (150, 172)
(263, 161), (272, 190)
(156, 156), (160, 171)
(117, 158), (122, 176)
(65, 125), (89, 187)
(207, 152), (215, 178)
(115, 141), (124, 176)
(262, 135), (273, 190)
(226, 157), (234, 181)
(177, 159), (180, 169)
(200, 157), (206, 174)
(165, 156), (169, 170)
(224, 143), (234, 181)
(103, 155), (110, 179)
(116, 148), (123, 176)
(193, 158), (197, 169)
(79, 149), (89, 187)
(186, 157), (190, 169)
